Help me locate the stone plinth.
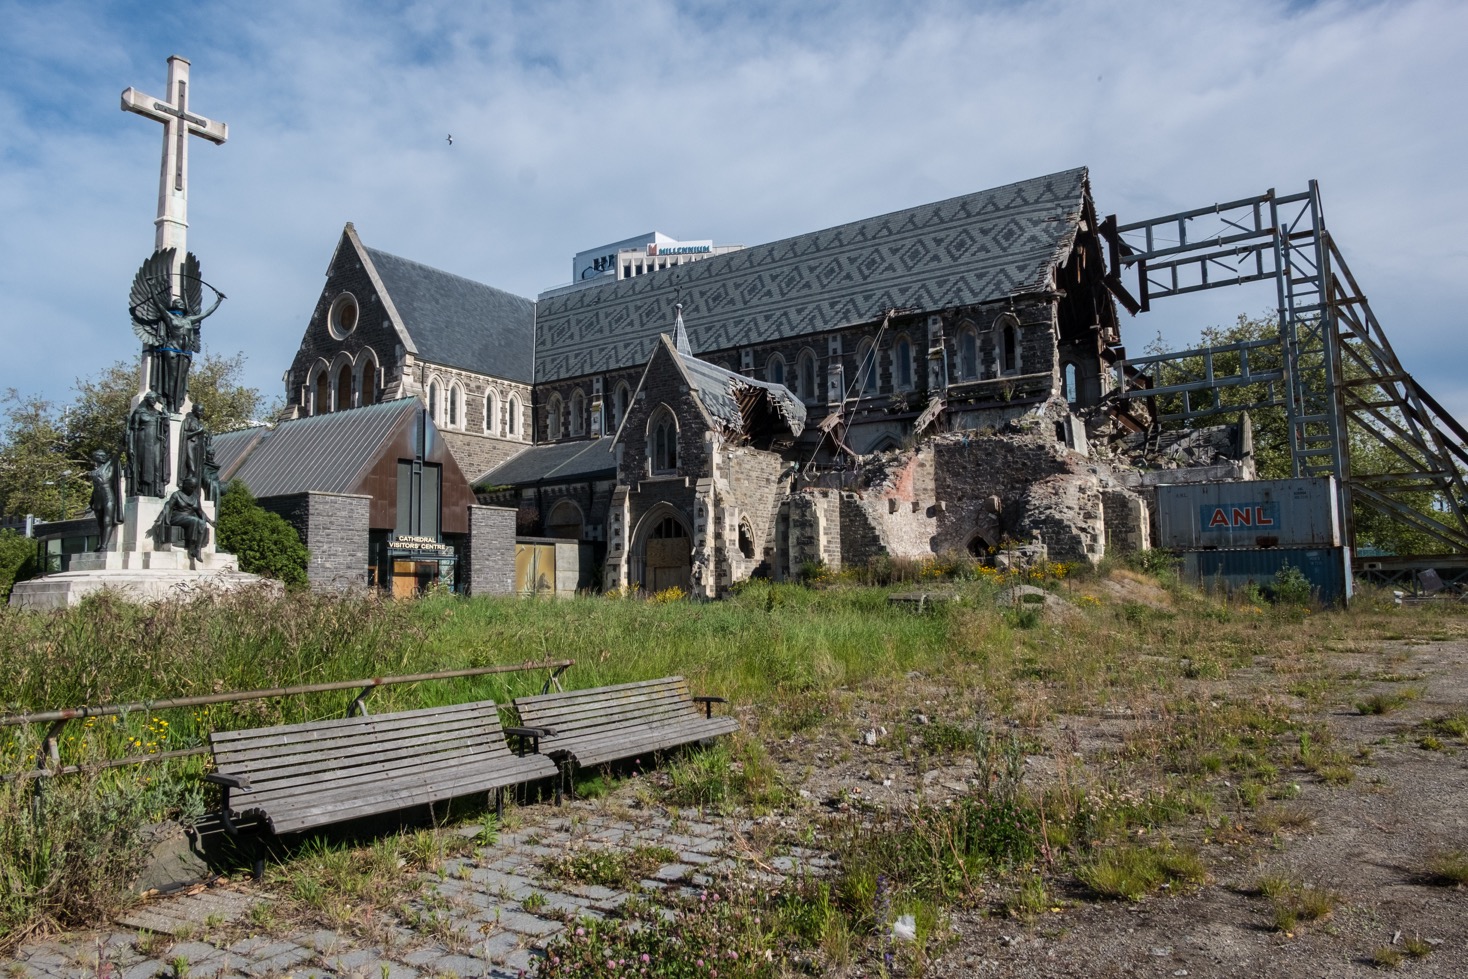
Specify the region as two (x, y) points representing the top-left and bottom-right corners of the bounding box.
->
(8, 491), (267, 610)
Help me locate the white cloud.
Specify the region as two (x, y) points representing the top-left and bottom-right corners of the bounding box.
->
(1, 0), (1465, 421)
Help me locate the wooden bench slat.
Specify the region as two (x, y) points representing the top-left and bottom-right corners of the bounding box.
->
(214, 725), (509, 775)
(514, 677), (689, 706)
(517, 697), (707, 730)
(208, 698), (558, 844)
(264, 759), (557, 834)
(221, 734), (520, 796)
(511, 676), (735, 773)
(211, 700), (494, 743)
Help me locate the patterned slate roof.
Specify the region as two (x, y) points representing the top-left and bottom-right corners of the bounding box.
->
(535, 168), (1089, 383)
(224, 398), (420, 498)
(366, 247), (536, 383)
(478, 437), (617, 487)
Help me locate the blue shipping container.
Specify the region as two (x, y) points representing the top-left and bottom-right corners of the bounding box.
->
(1156, 477), (1341, 550)
(1182, 546), (1353, 607)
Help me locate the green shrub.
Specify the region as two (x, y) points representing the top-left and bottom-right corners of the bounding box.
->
(216, 482), (309, 586)
(1270, 564), (1312, 607)
(0, 529), (39, 602)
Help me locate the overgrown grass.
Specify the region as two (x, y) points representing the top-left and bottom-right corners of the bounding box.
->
(2, 570), (1464, 956)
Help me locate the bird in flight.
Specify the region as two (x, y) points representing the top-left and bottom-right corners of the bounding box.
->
(446, 134), (453, 145)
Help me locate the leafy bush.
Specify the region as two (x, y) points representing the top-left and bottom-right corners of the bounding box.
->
(0, 528), (39, 601)
(1270, 563), (1313, 607)
(216, 482), (309, 586)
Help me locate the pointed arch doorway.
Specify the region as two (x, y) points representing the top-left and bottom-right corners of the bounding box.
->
(633, 505), (692, 593)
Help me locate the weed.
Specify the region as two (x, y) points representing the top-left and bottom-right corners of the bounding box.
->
(1004, 875), (1050, 918)
(1419, 711), (1468, 743)
(522, 892), (547, 913)
(542, 845), (676, 889)
(919, 721), (975, 756)
(1355, 689), (1420, 715)
(1370, 945), (1403, 969)
(1403, 935), (1433, 958)
(664, 739), (784, 813)
(1422, 849), (1468, 885)
(1078, 844), (1206, 901)
(1257, 875), (1341, 932)
(169, 955), (189, 979)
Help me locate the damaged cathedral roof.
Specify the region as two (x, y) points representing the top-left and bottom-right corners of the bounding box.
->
(535, 167), (1090, 383)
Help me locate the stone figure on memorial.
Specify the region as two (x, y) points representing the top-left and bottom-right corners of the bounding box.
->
(129, 248), (225, 413)
(202, 441), (222, 502)
(179, 403), (209, 488)
(153, 476), (215, 562)
(125, 391), (171, 498)
(87, 450), (123, 551)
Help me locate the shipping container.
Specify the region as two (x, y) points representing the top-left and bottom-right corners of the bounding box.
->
(1156, 477), (1340, 550)
(1183, 546), (1352, 607)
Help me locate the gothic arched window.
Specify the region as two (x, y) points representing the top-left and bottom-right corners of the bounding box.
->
(484, 390), (498, 434)
(507, 395), (521, 437)
(999, 318), (1021, 375)
(447, 383), (462, 428)
(894, 336), (913, 391)
(797, 349), (817, 403)
(570, 389), (586, 437)
(855, 339), (880, 396)
(649, 406), (678, 473)
(956, 325), (979, 381)
(546, 394), (563, 440)
(427, 381), (441, 422)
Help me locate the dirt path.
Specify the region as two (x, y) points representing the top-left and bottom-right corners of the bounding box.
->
(918, 637), (1468, 978)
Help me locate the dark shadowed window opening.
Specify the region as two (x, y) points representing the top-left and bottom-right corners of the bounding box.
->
(337, 364), (353, 411)
(958, 329), (978, 380)
(651, 409), (678, 473)
(738, 520), (755, 559)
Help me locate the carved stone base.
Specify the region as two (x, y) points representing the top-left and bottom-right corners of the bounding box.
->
(9, 568), (278, 610)
(10, 492), (249, 608)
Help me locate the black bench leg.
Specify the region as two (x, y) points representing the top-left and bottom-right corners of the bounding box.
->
(495, 787), (503, 821)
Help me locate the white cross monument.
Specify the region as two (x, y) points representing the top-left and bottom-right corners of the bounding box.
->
(121, 55), (229, 285)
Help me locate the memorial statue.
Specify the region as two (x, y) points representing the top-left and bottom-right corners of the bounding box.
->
(202, 440), (222, 502)
(179, 403), (209, 489)
(129, 248), (225, 413)
(152, 476), (215, 562)
(125, 391), (170, 498)
(87, 450), (123, 551)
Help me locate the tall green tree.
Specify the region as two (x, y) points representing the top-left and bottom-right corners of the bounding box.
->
(0, 352), (268, 521)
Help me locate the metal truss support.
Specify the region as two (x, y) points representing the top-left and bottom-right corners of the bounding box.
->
(1102, 185), (1468, 553)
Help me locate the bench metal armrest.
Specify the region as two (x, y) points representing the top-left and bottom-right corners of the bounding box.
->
(505, 725), (557, 755)
(203, 772), (252, 791)
(202, 772), (253, 840)
(693, 696), (727, 719)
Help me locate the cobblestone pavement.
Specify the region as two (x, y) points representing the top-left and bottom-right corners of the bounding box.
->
(5, 801), (832, 979)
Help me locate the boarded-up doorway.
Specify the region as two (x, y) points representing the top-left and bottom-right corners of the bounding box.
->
(643, 515), (691, 593)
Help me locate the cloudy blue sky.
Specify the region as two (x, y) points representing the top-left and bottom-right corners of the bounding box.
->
(2, 0), (1464, 419)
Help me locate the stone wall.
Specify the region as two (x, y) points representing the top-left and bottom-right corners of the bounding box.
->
(930, 420), (1107, 564)
(713, 444), (788, 588)
(260, 491), (371, 593)
(464, 505), (516, 596)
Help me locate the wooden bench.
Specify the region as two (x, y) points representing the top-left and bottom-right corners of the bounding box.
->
(205, 699), (557, 875)
(512, 676), (737, 782)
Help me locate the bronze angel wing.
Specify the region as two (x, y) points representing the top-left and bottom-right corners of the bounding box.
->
(181, 252), (203, 316)
(128, 248), (175, 346)
(181, 252), (205, 352)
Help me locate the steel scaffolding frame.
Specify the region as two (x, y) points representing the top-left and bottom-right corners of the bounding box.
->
(1102, 183), (1468, 553)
